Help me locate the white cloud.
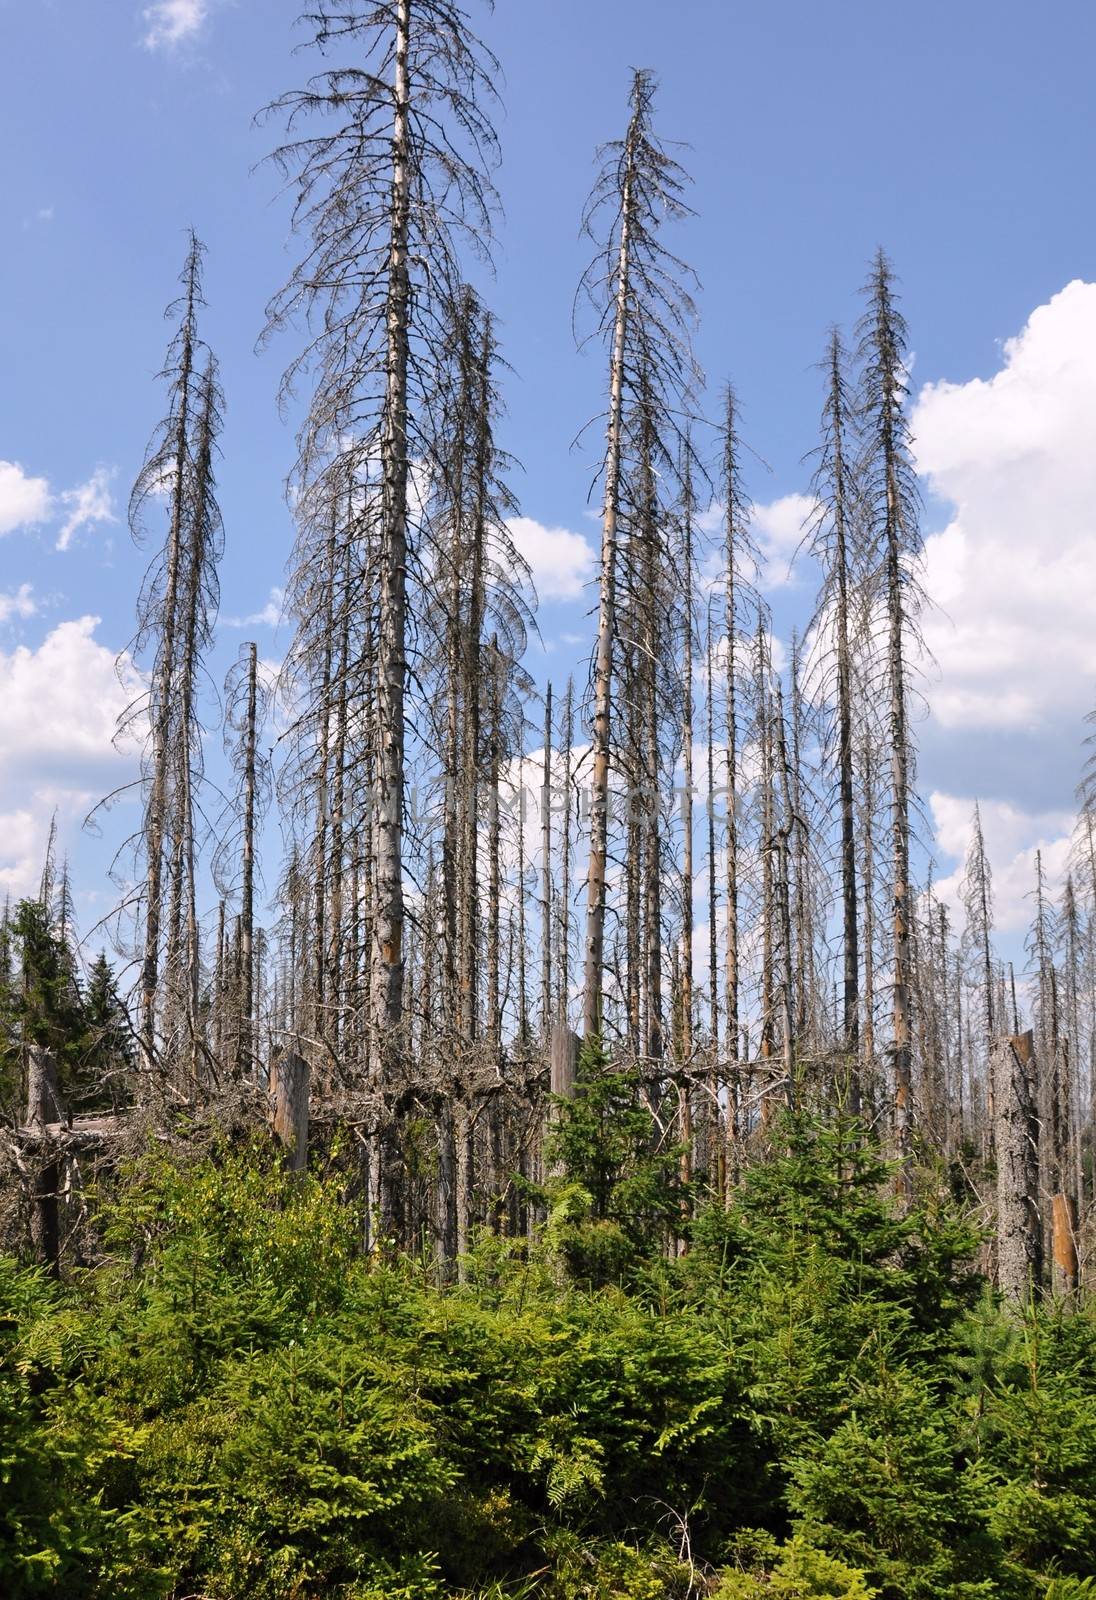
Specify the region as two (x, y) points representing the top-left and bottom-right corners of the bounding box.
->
(225, 587), (284, 629)
(56, 467), (115, 551)
(0, 620), (141, 904)
(750, 493), (816, 590)
(0, 808), (42, 899)
(698, 492), (816, 594)
(506, 516), (596, 601)
(0, 461), (51, 535)
(0, 584), (36, 624)
(930, 791), (1075, 935)
(141, 0), (208, 49)
(0, 792), (103, 902)
(0, 617), (141, 774)
(914, 281), (1096, 734)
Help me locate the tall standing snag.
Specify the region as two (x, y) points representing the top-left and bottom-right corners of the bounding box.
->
(264, 0), (501, 1051)
(807, 329), (863, 1088)
(856, 250), (923, 1166)
(105, 234), (224, 1095)
(577, 69), (699, 1041)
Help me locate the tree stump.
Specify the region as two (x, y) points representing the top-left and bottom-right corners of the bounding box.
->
(270, 1049), (309, 1173)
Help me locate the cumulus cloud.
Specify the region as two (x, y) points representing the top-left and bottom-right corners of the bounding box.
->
(698, 492), (817, 594)
(0, 617), (141, 777)
(914, 281), (1096, 736)
(0, 808), (42, 898)
(0, 619), (141, 900)
(0, 584), (36, 624)
(750, 493), (816, 590)
(224, 587), (284, 629)
(57, 467), (115, 551)
(930, 791), (1075, 935)
(0, 461), (51, 535)
(141, 0), (208, 49)
(506, 516), (596, 601)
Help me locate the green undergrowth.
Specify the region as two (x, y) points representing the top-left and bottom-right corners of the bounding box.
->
(2, 1108), (1096, 1598)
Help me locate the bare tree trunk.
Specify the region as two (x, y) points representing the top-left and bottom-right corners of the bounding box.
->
(722, 398), (746, 1163)
(486, 638), (502, 1059)
(373, 0), (412, 1041)
(558, 679), (574, 1018)
(993, 1030), (1041, 1304)
(26, 1046), (62, 1276)
(271, 1048), (310, 1172)
(516, 753), (529, 1046)
(773, 679), (796, 1105)
(887, 480), (913, 1169)
(541, 683), (553, 1037)
(582, 115), (634, 1042)
(239, 641), (258, 1075)
(547, 1021), (578, 1179)
(680, 465), (696, 1185)
(859, 726), (878, 1085)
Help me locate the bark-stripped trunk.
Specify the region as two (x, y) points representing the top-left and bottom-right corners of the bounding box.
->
(723, 400), (742, 1161)
(558, 680), (574, 1017)
(373, 0), (412, 1041)
(680, 469), (695, 1181)
(486, 638), (502, 1059)
(826, 331), (860, 1084)
(239, 641), (258, 1075)
(582, 121), (634, 1041)
(140, 255), (199, 1080)
(705, 614), (720, 1058)
(541, 683), (553, 1035)
(773, 679), (796, 1105)
(993, 1029), (1041, 1304)
(858, 715), (878, 1085)
(886, 461), (913, 1166)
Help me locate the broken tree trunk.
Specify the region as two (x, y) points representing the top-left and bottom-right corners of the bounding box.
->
(546, 1023), (577, 1181)
(993, 1030), (1042, 1304)
(550, 1022), (577, 1103)
(26, 1046), (63, 1276)
(1051, 1191), (1079, 1297)
(271, 1049), (310, 1173)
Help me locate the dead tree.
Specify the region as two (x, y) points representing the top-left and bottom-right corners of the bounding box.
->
(104, 235), (223, 1096)
(807, 327), (864, 1088)
(216, 642), (272, 1077)
(856, 250), (923, 1166)
(264, 0), (501, 1051)
(993, 1030), (1042, 1304)
(577, 68), (699, 1040)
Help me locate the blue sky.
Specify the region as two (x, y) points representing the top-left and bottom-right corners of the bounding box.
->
(2, 0), (1096, 958)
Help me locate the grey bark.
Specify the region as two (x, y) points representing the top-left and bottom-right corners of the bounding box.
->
(993, 1030), (1042, 1304)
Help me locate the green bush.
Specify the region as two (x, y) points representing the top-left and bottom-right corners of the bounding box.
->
(4, 1113), (1096, 1598)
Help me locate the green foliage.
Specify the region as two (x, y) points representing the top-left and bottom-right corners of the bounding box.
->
(0, 897), (133, 1115)
(542, 1040), (687, 1283)
(4, 1110), (1096, 1598)
(716, 1531), (878, 1598)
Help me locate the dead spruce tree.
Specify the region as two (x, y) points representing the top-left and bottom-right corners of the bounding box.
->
(264, 0), (500, 1058)
(807, 328), (866, 1091)
(577, 68), (699, 1042)
(960, 801), (997, 1151)
(215, 642), (273, 1077)
(420, 287), (532, 1260)
(856, 249), (923, 1164)
(108, 233), (224, 1097)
